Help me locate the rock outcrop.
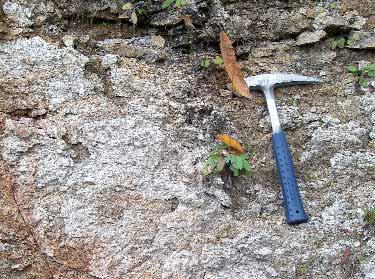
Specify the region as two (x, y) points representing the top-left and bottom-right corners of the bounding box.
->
(1, 1), (375, 278)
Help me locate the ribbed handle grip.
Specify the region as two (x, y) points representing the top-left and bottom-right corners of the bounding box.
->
(272, 131), (308, 224)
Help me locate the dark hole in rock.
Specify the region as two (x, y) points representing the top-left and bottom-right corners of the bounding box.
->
(168, 197), (179, 212)
(62, 135), (91, 162)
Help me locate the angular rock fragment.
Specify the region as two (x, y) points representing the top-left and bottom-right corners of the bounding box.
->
(150, 10), (183, 27)
(314, 12), (350, 33)
(296, 30), (327, 46)
(97, 37), (170, 62)
(346, 31), (375, 50)
(272, 10), (312, 38)
(330, 151), (375, 173)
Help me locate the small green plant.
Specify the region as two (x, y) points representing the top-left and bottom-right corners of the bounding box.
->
(329, 3), (338, 9)
(331, 36), (346, 49)
(331, 33), (361, 50)
(212, 56), (224, 66)
(347, 64), (375, 88)
(162, 0), (186, 9)
(364, 207), (375, 226)
(136, 8), (146, 15)
(120, 2), (147, 25)
(200, 58), (211, 68)
(200, 56), (224, 69)
(204, 143), (252, 177)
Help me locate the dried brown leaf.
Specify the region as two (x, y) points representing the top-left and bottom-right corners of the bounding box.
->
(219, 31), (251, 98)
(181, 15), (195, 29)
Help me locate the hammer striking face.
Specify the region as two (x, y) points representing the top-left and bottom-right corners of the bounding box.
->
(245, 73), (321, 224)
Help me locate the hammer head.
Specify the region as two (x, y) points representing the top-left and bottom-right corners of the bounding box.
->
(245, 73), (321, 91)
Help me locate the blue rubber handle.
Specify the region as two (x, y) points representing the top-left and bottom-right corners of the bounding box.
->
(272, 131), (308, 224)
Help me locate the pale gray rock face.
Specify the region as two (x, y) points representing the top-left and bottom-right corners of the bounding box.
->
(0, 36), (237, 278)
(330, 151), (375, 173)
(0, 37), (102, 112)
(313, 12), (350, 33)
(1, 1), (375, 278)
(3, 0), (55, 30)
(370, 111), (375, 139)
(259, 105), (303, 132)
(296, 30), (327, 46)
(362, 239), (375, 279)
(150, 10), (184, 27)
(301, 122), (368, 162)
(3, 0), (34, 27)
(97, 37), (170, 63)
(347, 31), (375, 50)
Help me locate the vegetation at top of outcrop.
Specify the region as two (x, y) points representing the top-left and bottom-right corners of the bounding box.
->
(200, 55), (223, 69)
(161, 0), (186, 9)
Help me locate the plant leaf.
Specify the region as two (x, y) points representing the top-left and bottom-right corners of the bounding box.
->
(219, 31), (251, 98)
(212, 143), (227, 152)
(204, 154), (220, 175)
(207, 154), (220, 165)
(136, 8), (145, 15)
(181, 15), (194, 28)
(122, 3), (133, 10)
(331, 40), (338, 49)
(200, 59), (210, 68)
(213, 56), (224, 65)
(363, 64), (375, 72)
(225, 154), (236, 165)
(359, 76), (368, 87)
(216, 134), (245, 154)
(346, 65), (359, 74)
(337, 37), (346, 48)
(367, 70), (375, 78)
(242, 158), (251, 171)
(162, 0), (175, 9)
(233, 155), (243, 170)
(346, 39), (355, 47)
(229, 165), (240, 176)
(175, 0), (186, 8)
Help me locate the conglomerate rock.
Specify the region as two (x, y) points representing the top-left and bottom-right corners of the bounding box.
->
(1, 0), (375, 278)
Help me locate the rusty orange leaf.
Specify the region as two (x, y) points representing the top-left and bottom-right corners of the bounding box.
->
(219, 31), (251, 98)
(216, 134), (245, 154)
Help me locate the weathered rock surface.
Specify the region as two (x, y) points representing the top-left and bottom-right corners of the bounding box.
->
(1, 0), (375, 278)
(301, 121), (369, 162)
(347, 31), (375, 50)
(296, 30), (327, 46)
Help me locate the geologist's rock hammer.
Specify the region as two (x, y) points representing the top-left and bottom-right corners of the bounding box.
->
(245, 73), (321, 224)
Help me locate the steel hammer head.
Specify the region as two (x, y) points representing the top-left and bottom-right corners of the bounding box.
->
(245, 73), (321, 91)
